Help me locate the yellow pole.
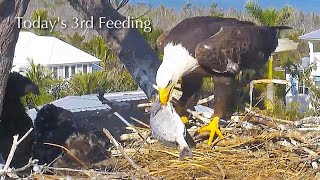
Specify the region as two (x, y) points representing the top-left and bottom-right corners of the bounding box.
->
(268, 56), (273, 79)
(266, 55), (274, 110)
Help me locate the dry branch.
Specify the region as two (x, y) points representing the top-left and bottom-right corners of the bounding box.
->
(196, 95), (215, 105)
(130, 117), (150, 128)
(43, 143), (88, 169)
(1, 128), (33, 175)
(294, 117), (320, 127)
(103, 128), (149, 178)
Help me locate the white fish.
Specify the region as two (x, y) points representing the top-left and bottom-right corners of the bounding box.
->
(150, 98), (192, 160)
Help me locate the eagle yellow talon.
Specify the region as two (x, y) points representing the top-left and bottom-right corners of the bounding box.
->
(180, 116), (189, 124)
(197, 116), (224, 145)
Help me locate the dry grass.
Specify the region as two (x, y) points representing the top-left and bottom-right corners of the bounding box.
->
(116, 139), (316, 180)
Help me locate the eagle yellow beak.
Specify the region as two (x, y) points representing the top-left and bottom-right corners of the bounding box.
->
(159, 85), (173, 105)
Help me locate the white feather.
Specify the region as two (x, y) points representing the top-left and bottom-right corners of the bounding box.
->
(156, 43), (199, 88)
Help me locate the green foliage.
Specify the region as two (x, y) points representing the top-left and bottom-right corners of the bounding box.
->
(209, 3), (224, 17)
(67, 32), (84, 49)
(200, 77), (214, 97)
(31, 9), (64, 39)
(245, 0), (293, 26)
(67, 70), (138, 96)
(20, 60), (61, 106)
(261, 98), (305, 121)
(67, 72), (101, 95)
(136, 17), (163, 50)
(80, 35), (118, 71)
(300, 65), (320, 115)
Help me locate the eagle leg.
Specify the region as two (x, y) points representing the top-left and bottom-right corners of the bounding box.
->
(175, 73), (204, 124)
(197, 75), (235, 145)
(197, 116), (224, 145)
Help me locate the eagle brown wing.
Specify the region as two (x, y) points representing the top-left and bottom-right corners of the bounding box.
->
(195, 25), (276, 74)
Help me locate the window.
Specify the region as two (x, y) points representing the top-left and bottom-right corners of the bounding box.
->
(58, 66), (63, 79)
(83, 64), (87, 74)
(77, 64), (82, 73)
(314, 76), (320, 87)
(65, 66), (70, 78)
(71, 66), (76, 76)
(53, 67), (58, 78)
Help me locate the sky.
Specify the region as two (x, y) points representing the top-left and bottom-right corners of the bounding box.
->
(129, 0), (320, 13)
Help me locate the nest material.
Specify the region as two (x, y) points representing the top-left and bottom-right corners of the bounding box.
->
(116, 136), (316, 180)
(4, 102), (320, 179)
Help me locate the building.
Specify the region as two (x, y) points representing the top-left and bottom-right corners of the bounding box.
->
(299, 29), (320, 86)
(285, 29), (320, 109)
(12, 31), (103, 79)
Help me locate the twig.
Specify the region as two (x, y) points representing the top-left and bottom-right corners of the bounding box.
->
(294, 117), (320, 127)
(11, 158), (38, 173)
(245, 108), (293, 124)
(114, 112), (145, 140)
(97, 91), (145, 140)
(187, 109), (211, 123)
(197, 95), (215, 105)
(43, 143), (88, 169)
(137, 103), (153, 108)
(297, 128), (320, 131)
(2, 128), (33, 172)
(103, 128), (149, 178)
(39, 167), (128, 179)
(111, 148), (149, 157)
(130, 117), (150, 128)
(213, 161), (226, 179)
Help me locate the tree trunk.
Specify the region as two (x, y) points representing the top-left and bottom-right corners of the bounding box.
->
(67, 0), (161, 98)
(0, 0), (30, 117)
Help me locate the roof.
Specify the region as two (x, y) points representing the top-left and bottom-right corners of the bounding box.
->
(274, 38), (299, 53)
(299, 29), (320, 41)
(13, 31), (101, 71)
(27, 90), (148, 121)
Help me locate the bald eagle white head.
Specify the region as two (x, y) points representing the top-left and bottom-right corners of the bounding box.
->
(156, 43), (199, 105)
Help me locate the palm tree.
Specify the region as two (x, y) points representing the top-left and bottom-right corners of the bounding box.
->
(20, 59), (58, 105)
(245, 1), (293, 26)
(31, 9), (64, 39)
(82, 36), (118, 71)
(67, 32), (85, 49)
(31, 9), (49, 35)
(67, 71), (102, 95)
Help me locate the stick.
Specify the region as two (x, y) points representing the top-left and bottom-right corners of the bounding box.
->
(113, 112), (145, 140)
(40, 167), (128, 179)
(137, 103), (153, 108)
(297, 128), (320, 131)
(111, 148), (149, 157)
(196, 95), (215, 105)
(97, 91), (145, 140)
(186, 109), (211, 123)
(103, 128), (149, 178)
(11, 158), (38, 173)
(1, 128), (33, 172)
(130, 117), (150, 128)
(245, 108), (293, 124)
(43, 143), (88, 169)
(294, 117), (320, 127)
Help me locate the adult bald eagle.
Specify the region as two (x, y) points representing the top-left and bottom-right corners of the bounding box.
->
(155, 16), (291, 145)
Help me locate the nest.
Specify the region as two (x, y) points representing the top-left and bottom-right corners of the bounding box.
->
(115, 131), (317, 180)
(2, 99), (320, 179)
